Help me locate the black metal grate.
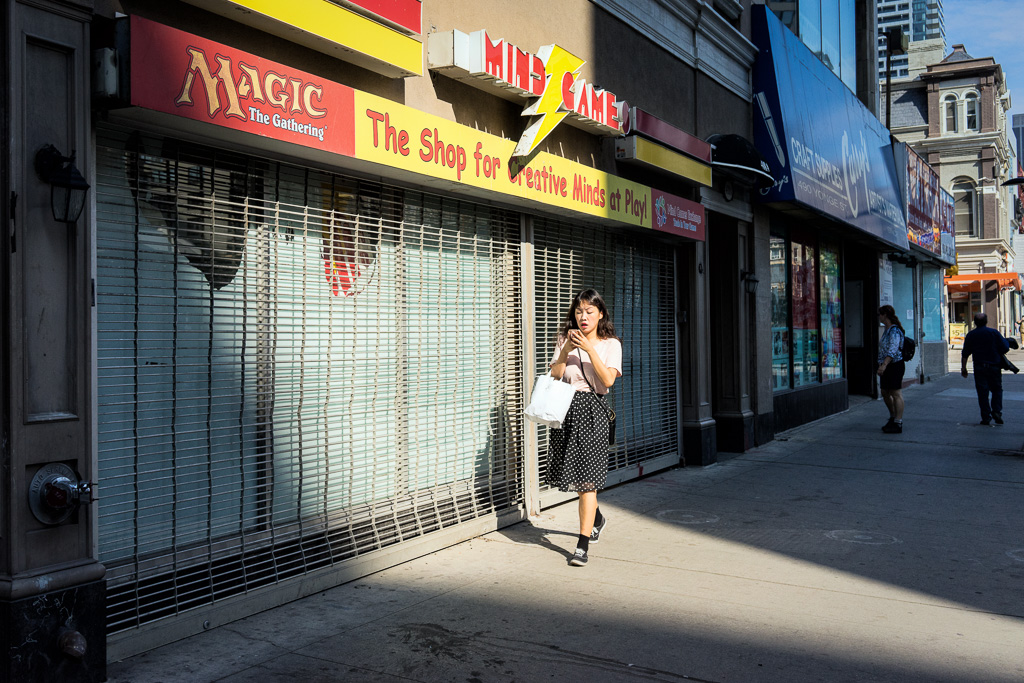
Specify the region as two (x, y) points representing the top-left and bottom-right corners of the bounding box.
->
(532, 217), (680, 501)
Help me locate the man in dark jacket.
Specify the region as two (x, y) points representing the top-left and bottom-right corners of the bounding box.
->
(961, 312), (1010, 425)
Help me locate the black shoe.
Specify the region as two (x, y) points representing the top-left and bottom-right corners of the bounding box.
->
(993, 413), (1004, 425)
(569, 547), (588, 566)
(882, 418), (895, 431)
(590, 516), (608, 544)
(980, 419), (991, 426)
(882, 421), (902, 434)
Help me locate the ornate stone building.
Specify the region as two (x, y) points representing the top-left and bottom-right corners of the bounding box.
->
(890, 41), (1018, 336)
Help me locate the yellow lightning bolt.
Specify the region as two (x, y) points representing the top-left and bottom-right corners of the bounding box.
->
(513, 44), (585, 159)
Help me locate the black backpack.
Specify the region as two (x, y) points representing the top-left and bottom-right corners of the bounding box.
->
(902, 334), (916, 361)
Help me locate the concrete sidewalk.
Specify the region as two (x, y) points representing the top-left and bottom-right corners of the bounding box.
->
(107, 371), (1024, 683)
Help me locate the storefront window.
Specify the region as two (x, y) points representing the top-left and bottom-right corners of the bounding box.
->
(965, 93), (979, 131)
(944, 95), (958, 134)
(820, 244), (842, 380)
(922, 268), (943, 342)
(791, 239), (819, 386)
(771, 236), (790, 390)
(772, 231), (843, 391)
(839, 0), (856, 92)
(767, 0), (855, 90)
(820, 0), (841, 76)
(798, 0), (822, 61)
(954, 179), (975, 236)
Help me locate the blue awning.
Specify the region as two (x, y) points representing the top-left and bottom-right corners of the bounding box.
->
(751, 6), (909, 252)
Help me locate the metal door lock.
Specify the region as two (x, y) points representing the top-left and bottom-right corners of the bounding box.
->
(29, 463), (96, 525)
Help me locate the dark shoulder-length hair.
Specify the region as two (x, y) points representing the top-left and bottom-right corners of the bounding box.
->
(878, 305), (906, 334)
(559, 288), (618, 340)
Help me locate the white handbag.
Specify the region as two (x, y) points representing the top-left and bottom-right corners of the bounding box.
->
(524, 373), (576, 428)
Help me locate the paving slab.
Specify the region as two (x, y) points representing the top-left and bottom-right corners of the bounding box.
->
(291, 547), (1023, 683)
(218, 653), (412, 683)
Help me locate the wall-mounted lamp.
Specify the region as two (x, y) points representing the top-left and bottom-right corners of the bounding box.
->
(740, 269), (759, 294)
(34, 144), (90, 224)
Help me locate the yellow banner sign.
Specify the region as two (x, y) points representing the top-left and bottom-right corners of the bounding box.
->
(355, 91), (657, 229)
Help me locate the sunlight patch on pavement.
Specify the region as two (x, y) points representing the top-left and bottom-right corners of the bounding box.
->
(937, 388), (1024, 401)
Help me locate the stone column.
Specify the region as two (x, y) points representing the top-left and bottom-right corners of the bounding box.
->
(751, 206), (774, 444)
(680, 239), (716, 465)
(708, 214), (755, 453)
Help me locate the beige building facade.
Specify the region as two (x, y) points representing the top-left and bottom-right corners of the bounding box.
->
(3, 1), (776, 677)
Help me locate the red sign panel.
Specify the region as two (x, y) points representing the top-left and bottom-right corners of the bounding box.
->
(344, 0), (422, 34)
(130, 15), (355, 158)
(627, 107), (712, 163)
(651, 189), (705, 241)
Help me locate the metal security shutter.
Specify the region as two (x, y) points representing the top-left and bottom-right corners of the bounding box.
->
(95, 124), (524, 642)
(533, 218), (679, 507)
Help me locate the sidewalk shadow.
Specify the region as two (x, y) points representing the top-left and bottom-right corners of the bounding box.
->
(495, 521), (578, 560)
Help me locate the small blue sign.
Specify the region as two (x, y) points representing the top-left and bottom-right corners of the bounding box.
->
(751, 6), (909, 251)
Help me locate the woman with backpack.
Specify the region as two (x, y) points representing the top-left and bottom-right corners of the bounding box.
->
(877, 305), (906, 434)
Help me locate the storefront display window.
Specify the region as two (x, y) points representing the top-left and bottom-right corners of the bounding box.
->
(791, 239), (818, 386)
(772, 231), (843, 391)
(892, 264), (915, 351)
(922, 268), (943, 342)
(820, 244), (842, 380)
(770, 236), (790, 390)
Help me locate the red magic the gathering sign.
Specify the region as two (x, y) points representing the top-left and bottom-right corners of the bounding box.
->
(129, 15), (355, 157)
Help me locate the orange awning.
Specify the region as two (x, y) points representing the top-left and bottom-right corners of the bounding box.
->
(944, 273), (1022, 292)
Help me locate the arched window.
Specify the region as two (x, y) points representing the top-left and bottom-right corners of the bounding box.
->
(943, 94), (959, 133)
(953, 178), (976, 236)
(965, 92), (979, 131)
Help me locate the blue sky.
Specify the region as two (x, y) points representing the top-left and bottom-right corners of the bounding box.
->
(943, 0), (1024, 160)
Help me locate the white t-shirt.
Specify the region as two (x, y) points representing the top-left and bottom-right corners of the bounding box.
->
(549, 336), (623, 394)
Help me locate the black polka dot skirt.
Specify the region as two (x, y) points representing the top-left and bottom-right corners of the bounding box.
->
(545, 391), (610, 493)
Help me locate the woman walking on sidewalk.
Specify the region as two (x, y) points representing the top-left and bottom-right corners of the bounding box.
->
(878, 305), (906, 433)
(547, 289), (622, 567)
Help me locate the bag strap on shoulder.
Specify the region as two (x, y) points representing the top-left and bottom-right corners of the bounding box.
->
(577, 349), (615, 420)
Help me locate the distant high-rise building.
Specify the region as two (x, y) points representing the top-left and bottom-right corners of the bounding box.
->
(877, 0), (944, 81)
(1013, 113), (1024, 163)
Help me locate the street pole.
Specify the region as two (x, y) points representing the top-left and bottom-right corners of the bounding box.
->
(883, 28), (907, 131)
(886, 47), (892, 129)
